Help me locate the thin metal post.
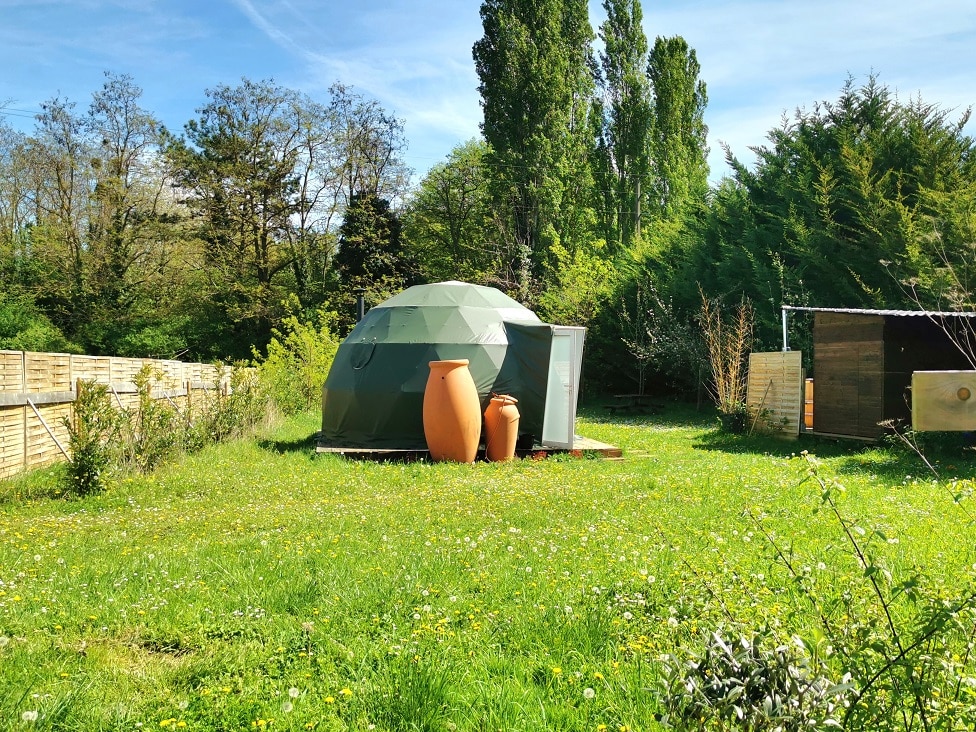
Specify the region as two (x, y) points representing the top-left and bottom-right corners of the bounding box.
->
(782, 307), (790, 351)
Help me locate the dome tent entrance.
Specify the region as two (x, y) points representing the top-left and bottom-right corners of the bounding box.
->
(320, 281), (584, 451)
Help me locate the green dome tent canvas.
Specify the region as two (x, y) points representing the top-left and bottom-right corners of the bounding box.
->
(320, 281), (585, 452)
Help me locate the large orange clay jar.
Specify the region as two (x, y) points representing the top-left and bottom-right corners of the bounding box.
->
(423, 359), (481, 463)
(484, 395), (520, 462)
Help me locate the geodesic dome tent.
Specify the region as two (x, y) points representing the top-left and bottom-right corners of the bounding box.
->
(320, 281), (584, 450)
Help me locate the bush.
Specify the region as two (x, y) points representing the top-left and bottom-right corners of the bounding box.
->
(254, 308), (340, 415)
(195, 365), (264, 444)
(121, 365), (182, 473)
(63, 380), (123, 496)
(659, 629), (851, 731)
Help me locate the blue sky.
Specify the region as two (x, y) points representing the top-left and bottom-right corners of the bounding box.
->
(2, 0), (975, 183)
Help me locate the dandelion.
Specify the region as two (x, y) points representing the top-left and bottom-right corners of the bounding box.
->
(22, 710), (39, 722)
(622, 611), (633, 621)
(288, 687), (300, 698)
(340, 688), (353, 697)
(325, 696), (335, 704)
(0, 636), (9, 647)
(282, 701), (294, 713)
(583, 687), (596, 699)
(552, 666), (562, 676)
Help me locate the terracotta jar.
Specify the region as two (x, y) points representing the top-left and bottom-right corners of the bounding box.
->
(484, 394), (520, 462)
(423, 359), (481, 463)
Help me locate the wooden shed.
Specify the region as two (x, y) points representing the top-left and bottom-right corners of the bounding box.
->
(785, 307), (975, 439)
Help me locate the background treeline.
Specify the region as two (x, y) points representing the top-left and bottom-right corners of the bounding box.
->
(2, 0), (974, 398)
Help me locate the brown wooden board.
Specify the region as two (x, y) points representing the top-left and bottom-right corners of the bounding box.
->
(0, 407), (25, 480)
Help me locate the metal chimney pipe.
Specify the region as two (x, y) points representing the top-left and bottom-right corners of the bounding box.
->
(355, 288), (366, 322)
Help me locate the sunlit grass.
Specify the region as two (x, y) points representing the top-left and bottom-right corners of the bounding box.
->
(2, 405), (975, 729)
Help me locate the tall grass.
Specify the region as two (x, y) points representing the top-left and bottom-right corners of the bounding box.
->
(1, 405), (974, 729)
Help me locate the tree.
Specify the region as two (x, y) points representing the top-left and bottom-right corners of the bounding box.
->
(691, 76), (976, 348)
(332, 192), (415, 330)
(473, 0), (597, 297)
(402, 139), (504, 285)
(82, 73), (186, 354)
(646, 36), (709, 221)
(166, 79), (413, 356)
(595, 0), (653, 252)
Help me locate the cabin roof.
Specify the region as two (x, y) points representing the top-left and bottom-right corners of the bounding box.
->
(782, 305), (976, 318)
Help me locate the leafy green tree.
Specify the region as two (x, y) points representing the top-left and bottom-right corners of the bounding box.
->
(0, 291), (80, 352)
(595, 0), (653, 252)
(647, 36), (709, 221)
(402, 139), (503, 285)
(166, 79), (412, 357)
(473, 0), (597, 296)
(166, 78), (303, 355)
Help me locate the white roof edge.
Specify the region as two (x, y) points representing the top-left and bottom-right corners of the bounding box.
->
(782, 305), (976, 317)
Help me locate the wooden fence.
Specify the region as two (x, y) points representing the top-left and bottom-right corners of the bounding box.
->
(0, 350), (228, 480)
(746, 351), (804, 438)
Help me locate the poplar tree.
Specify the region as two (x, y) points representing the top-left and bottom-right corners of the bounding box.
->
(596, 0), (653, 252)
(473, 0), (596, 297)
(647, 36), (709, 220)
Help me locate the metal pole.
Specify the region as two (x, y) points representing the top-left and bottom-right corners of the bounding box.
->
(355, 288), (366, 322)
(782, 307), (789, 351)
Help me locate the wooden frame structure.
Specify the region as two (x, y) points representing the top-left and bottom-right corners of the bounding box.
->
(783, 307), (975, 439)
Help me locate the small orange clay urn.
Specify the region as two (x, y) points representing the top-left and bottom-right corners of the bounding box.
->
(484, 394), (520, 462)
(423, 359), (481, 463)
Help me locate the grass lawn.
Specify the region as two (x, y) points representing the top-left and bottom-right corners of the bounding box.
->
(2, 404), (975, 730)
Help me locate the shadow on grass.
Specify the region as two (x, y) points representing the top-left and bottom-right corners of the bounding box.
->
(578, 400), (714, 430)
(257, 432), (319, 456)
(693, 427), (976, 483)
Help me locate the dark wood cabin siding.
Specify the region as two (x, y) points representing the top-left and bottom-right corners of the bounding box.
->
(882, 316), (972, 428)
(813, 313), (885, 438)
(812, 311), (973, 439)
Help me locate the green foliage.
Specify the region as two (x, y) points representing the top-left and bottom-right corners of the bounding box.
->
(121, 366), (182, 473)
(254, 306), (340, 415)
(698, 76), (976, 347)
(536, 240), (617, 326)
(333, 192), (416, 331)
(63, 380), (122, 496)
(0, 291), (80, 353)
(646, 36), (709, 221)
(402, 139), (503, 286)
(595, 0), (653, 253)
(659, 630), (850, 730)
(473, 0), (597, 293)
(194, 366), (264, 445)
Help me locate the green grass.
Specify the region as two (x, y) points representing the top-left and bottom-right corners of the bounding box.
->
(2, 405), (975, 730)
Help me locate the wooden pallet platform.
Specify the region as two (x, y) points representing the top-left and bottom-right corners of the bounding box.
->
(315, 435), (622, 461)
